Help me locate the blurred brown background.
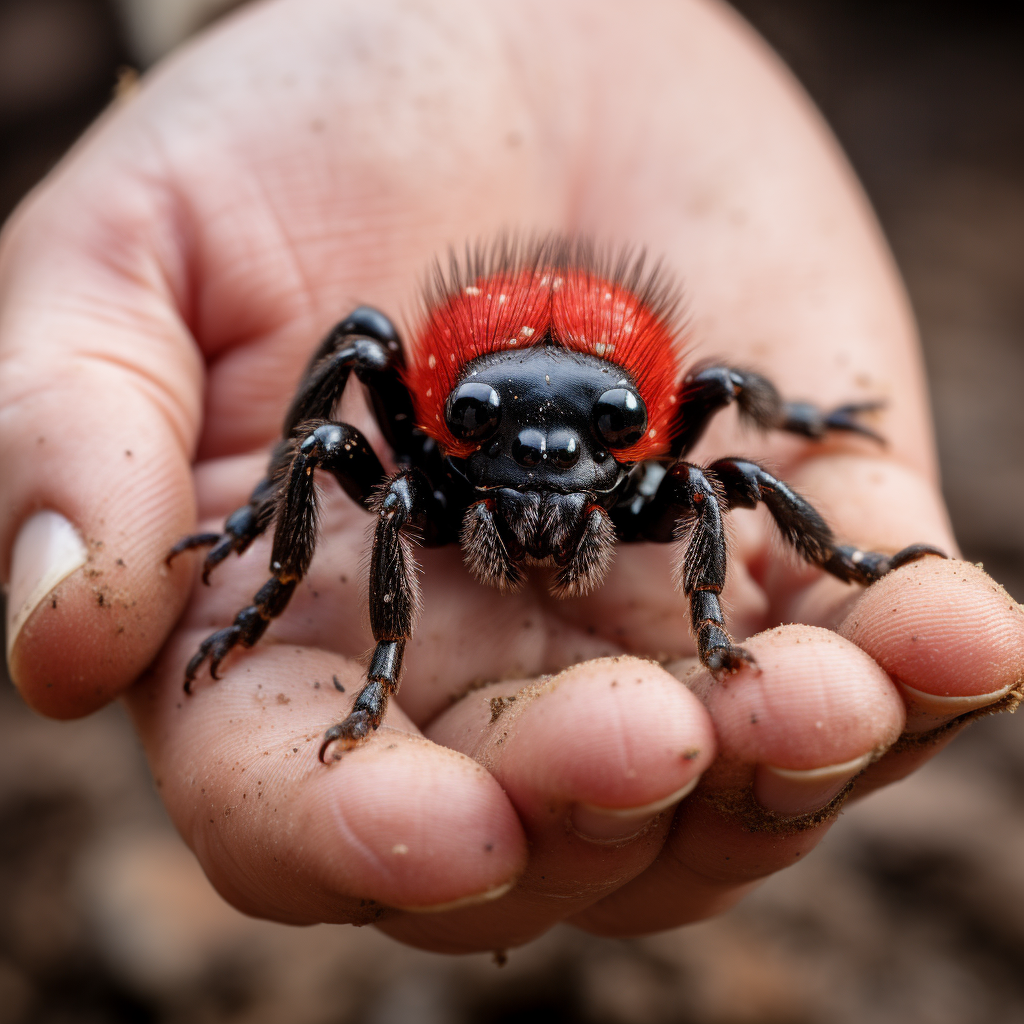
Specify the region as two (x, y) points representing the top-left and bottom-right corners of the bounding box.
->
(1, 1), (1022, 1021)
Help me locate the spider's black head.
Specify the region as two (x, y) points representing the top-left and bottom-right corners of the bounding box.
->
(444, 345), (646, 494)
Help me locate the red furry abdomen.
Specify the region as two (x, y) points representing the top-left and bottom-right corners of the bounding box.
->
(404, 264), (684, 462)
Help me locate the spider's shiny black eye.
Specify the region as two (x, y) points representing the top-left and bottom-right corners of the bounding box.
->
(593, 388), (647, 448)
(445, 381), (502, 440)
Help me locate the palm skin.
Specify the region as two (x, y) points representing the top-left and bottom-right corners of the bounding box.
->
(1, 0), (1021, 955)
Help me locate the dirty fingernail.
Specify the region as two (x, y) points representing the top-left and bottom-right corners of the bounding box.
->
(6, 511), (87, 668)
(755, 752), (874, 815)
(571, 776), (701, 844)
(897, 680), (1015, 733)
(392, 879), (515, 914)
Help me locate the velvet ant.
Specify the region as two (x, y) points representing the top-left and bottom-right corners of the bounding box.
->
(170, 237), (944, 762)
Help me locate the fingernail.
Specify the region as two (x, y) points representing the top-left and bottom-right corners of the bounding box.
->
(6, 511), (87, 665)
(570, 776), (701, 844)
(755, 752), (874, 815)
(392, 879), (515, 913)
(897, 680), (1015, 733)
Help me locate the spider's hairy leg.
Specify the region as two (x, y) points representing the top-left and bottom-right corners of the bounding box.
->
(183, 421), (386, 691)
(168, 306), (409, 582)
(282, 307), (415, 454)
(708, 458), (946, 583)
(319, 468), (440, 763)
(670, 364), (885, 459)
(636, 462), (757, 676)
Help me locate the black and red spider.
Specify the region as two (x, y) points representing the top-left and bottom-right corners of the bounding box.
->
(170, 238), (943, 762)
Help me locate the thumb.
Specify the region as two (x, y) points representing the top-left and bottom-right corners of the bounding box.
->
(0, 127), (202, 717)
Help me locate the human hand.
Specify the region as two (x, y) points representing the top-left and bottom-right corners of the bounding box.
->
(2, 0), (1021, 953)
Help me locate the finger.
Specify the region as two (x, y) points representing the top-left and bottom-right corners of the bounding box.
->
(378, 657), (715, 953)
(776, 456), (1022, 788)
(0, 157), (203, 716)
(838, 558), (1024, 795)
(570, 625), (904, 936)
(125, 637), (527, 930)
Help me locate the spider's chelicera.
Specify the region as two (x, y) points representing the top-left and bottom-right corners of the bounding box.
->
(170, 239), (943, 762)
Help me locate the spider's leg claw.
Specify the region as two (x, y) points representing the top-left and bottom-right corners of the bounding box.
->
(705, 643), (758, 678)
(319, 709), (374, 763)
(886, 543), (947, 574)
(824, 401), (887, 444)
(832, 542), (948, 585)
(200, 536), (238, 585)
(166, 532), (222, 567)
(183, 626), (242, 693)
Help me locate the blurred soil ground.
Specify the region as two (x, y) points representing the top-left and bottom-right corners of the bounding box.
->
(1, 1), (1022, 1021)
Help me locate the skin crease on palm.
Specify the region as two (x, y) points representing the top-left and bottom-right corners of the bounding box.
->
(1, 0), (1022, 955)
